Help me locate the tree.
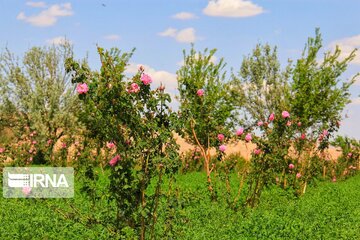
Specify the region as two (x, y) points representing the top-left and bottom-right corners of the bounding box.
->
(0, 43), (80, 165)
(232, 29), (358, 206)
(290, 28), (357, 142)
(232, 43), (294, 206)
(233, 43), (291, 124)
(176, 47), (241, 197)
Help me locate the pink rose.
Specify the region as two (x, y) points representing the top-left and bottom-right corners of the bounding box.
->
(219, 145), (226, 152)
(282, 111), (290, 119)
(245, 133), (252, 142)
(253, 149), (261, 155)
(32, 141), (37, 145)
(158, 84), (165, 92)
(76, 83), (89, 94)
(332, 176), (337, 182)
(61, 142), (67, 149)
(347, 152), (353, 158)
(197, 89), (205, 97)
(322, 129), (329, 136)
(296, 173), (302, 179)
(109, 155), (121, 167)
(236, 128), (244, 136)
(106, 142), (115, 149)
(217, 134), (225, 142)
(141, 73), (152, 85)
(286, 121), (292, 127)
(257, 121), (263, 127)
(129, 83), (140, 93)
(0, 148), (5, 153)
(47, 139), (53, 145)
(22, 186), (32, 196)
(297, 122), (302, 127)
(269, 113), (275, 121)
(300, 133), (306, 140)
(289, 163), (295, 170)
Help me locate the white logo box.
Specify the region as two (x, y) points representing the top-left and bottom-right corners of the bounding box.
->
(3, 167), (74, 198)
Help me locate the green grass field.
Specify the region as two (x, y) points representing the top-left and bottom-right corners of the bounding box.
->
(1, 172), (359, 239)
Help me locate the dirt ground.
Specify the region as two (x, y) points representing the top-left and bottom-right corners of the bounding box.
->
(174, 133), (342, 160)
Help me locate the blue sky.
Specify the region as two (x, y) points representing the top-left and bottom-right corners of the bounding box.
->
(0, 0), (359, 138)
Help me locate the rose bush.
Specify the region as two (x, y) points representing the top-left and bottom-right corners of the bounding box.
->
(65, 47), (180, 239)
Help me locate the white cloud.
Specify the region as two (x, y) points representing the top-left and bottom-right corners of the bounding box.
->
(328, 34), (360, 65)
(350, 98), (360, 105)
(203, 0), (264, 18)
(159, 28), (177, 37)
(176, 28), (197, 43)
(104, 34), (121, 41)
(26, 1), (47, 8)
(46, 36), (72, 45)
(172, 12), (198, 20)
(159, 27), (198, 43)
(17, 3), (73, 27)
(126, 63), (178, 92)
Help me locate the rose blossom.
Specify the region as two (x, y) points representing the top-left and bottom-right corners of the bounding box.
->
(300, 133), (306, 140)
(106, 142), (116, 149)
(109, 155), (121, 166)
(197, 89), (205, 97)
(257, 121), (263, 127)
(245, 133), (252, 142)
(296, 173), (302, 179)
(236, 128), (244, 136)
(76, 83), (89, 94)
(254, 149), (261, 155)
(219, 145), (226, 152)
(129, 83), (140, 93)
(141, 73), (152, 85)
(269, 113), (275, 121)
(0, 148), (5, 153)
(289, 163), (295, 170)
(158, 84), (165, 92)
(282, 111), (290, 119)
(22, 186), (32, 196)
(217, 134), (225, 142)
